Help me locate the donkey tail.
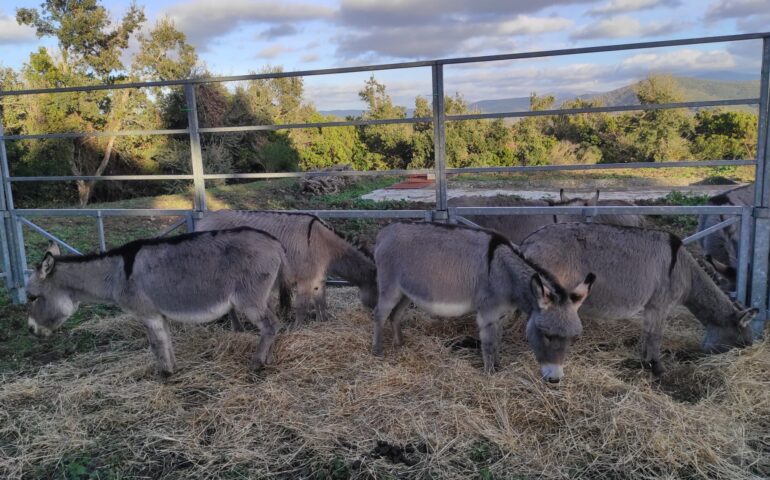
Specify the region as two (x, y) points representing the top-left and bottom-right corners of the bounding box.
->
(276, 247), (295, 316)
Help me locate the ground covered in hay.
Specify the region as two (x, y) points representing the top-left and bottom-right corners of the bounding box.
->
(1, 288), (768, 479)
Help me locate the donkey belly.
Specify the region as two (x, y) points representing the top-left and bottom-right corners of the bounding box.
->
(160, 300), (233, 324)
(412, 298), (474, 317)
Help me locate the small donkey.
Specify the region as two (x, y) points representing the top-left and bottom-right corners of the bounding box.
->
(26, 228), (292, 377)
(521, 223), (756, 375)
(197, 210), (377, 326)
(373, 222), (595, 382)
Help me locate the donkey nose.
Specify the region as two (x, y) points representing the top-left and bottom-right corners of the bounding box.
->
(547, 376), (560, 384)
(28, 326), (35, 335)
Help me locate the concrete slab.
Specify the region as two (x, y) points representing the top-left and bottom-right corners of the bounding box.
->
(361, 184), (745, 202)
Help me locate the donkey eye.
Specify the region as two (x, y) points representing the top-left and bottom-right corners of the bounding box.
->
(26, 293), (38, 302)
(543, 334), (554, 342)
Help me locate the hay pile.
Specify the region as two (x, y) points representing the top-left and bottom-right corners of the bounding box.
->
(1, 288), (768, 479)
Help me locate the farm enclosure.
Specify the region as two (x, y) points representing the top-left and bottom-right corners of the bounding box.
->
(1, 31), (770, 479)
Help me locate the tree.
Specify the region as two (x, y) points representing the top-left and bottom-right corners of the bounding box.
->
(629, 74), (693, 162)
(16, 0), (146, 205)
(357, 76), (413, 169)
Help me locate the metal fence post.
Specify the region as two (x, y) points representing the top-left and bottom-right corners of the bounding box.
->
(750, 37), (770, 337)
(0, 115), (26, 303)
(432, 64), (448, 221)
(184, 83), (207, 212)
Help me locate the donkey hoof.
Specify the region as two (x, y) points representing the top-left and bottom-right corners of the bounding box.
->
(156, 370), (174, 382)
(642, 360), (665, 377)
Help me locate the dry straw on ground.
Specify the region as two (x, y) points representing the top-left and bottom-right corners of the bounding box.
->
(1, 287), (768, 479)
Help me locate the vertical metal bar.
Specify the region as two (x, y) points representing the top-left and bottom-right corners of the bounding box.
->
(184, 83), (207, 212)
(736, 207), (752, 304)
(96, 211), (106, 253)
(750, 37), (770, 337)
(0, 215), (11, 291)
(432, 64), (448, 221)
(0, 112), (25, 303)
(185, 212), (194, 232)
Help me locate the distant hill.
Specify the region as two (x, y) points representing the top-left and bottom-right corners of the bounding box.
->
(318, 77), (760, 118)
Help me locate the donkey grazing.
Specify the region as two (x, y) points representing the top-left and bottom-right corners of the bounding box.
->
(197, 210), (377, 326)
(26, 228), (292, 377)
(374, 222), (595, 382)
(520, 223), (756, 376)
(450, 190), (644, 244)
(696, 183), (754, 291)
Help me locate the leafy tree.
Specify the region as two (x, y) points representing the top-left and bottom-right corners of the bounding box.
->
(357, 76), (413, 169)
(692, 109), (757, 160)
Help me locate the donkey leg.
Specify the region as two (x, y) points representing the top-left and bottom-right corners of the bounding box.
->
(245, 307), (278, 370)
(373, 291), (402, 356)
(477, 310), (502, 374)
(311, 283), (328, 322)
(641, 307), (668, 376)
(294, 280), (315, 323)
(390, 297), (411, 348)
(228, 310), (245, 332)
(141, 315), (176, 378)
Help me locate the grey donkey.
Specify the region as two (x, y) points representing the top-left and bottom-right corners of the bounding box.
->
(696, 183), (754, 292)
(521, 223), (756, 376)
(26, 228), (293, 378)
(450, 189), (644, 244)
(373, 222), (596, 383)
(196, 210), (377, 327)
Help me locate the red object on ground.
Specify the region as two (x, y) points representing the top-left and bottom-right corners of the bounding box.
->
(386, 174), (435, 190)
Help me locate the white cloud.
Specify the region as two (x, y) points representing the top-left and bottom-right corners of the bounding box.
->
(705, 0), (769, 21)
(165, 0), (333, 48)
(255, 44), (291, 59)
(497, 16), (573, 35)
(338, 0), (595, 27)
(570, 15), (678, 39)
(301, 53), (320, 63)
(0, 13), (37, 45)
(619, 49), (737, 72)
(589, 0), (681, 16)
(336, 15), (572, 59)
(258, 24), (298, 40)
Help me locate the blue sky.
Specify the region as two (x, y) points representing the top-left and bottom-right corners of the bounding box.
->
(0, 0), (768, 109)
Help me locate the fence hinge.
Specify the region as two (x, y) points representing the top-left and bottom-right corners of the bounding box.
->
(753, 207), (770, 219)
(432, 210), (448, 222)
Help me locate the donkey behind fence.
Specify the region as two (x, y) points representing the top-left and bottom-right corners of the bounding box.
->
(26, 228), (292, 378)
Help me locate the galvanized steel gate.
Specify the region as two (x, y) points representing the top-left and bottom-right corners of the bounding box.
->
(1, 32), (769, 337)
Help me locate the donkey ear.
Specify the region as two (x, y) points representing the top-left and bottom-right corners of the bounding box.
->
(706, 255), (731, 275)
(530, 274), (553, 309)
(46, 241), (61, 256)
(738, 308), (758, 328)
(570, 273), (596, 307)
(559, 188), (568, 202)
(587, 190), (599, 206)
(40, 252), (56, 279)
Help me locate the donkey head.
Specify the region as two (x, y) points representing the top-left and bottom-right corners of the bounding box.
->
(702, 306), (756, 354)
(526, 272), (596, 383)
(27, 243), (79, 338)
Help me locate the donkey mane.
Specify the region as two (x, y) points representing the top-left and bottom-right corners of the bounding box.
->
(49, 227), (280, 278)
(691, 252), (743, 305)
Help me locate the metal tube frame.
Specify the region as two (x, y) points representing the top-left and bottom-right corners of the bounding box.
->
(0, 32), (767, 332)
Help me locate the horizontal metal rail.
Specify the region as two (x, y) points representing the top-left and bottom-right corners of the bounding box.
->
(449, 99), (759, 122)
(0, 128), (188, 141)
(2, 99), (758, 143)
(1, 32), (767, 96)
(14, 208), (195, 217)
(7, 160), (754, 182)
(445, 159), (756, 174)
(11, 174), (195, 182)
(451, 205), (747, 215)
